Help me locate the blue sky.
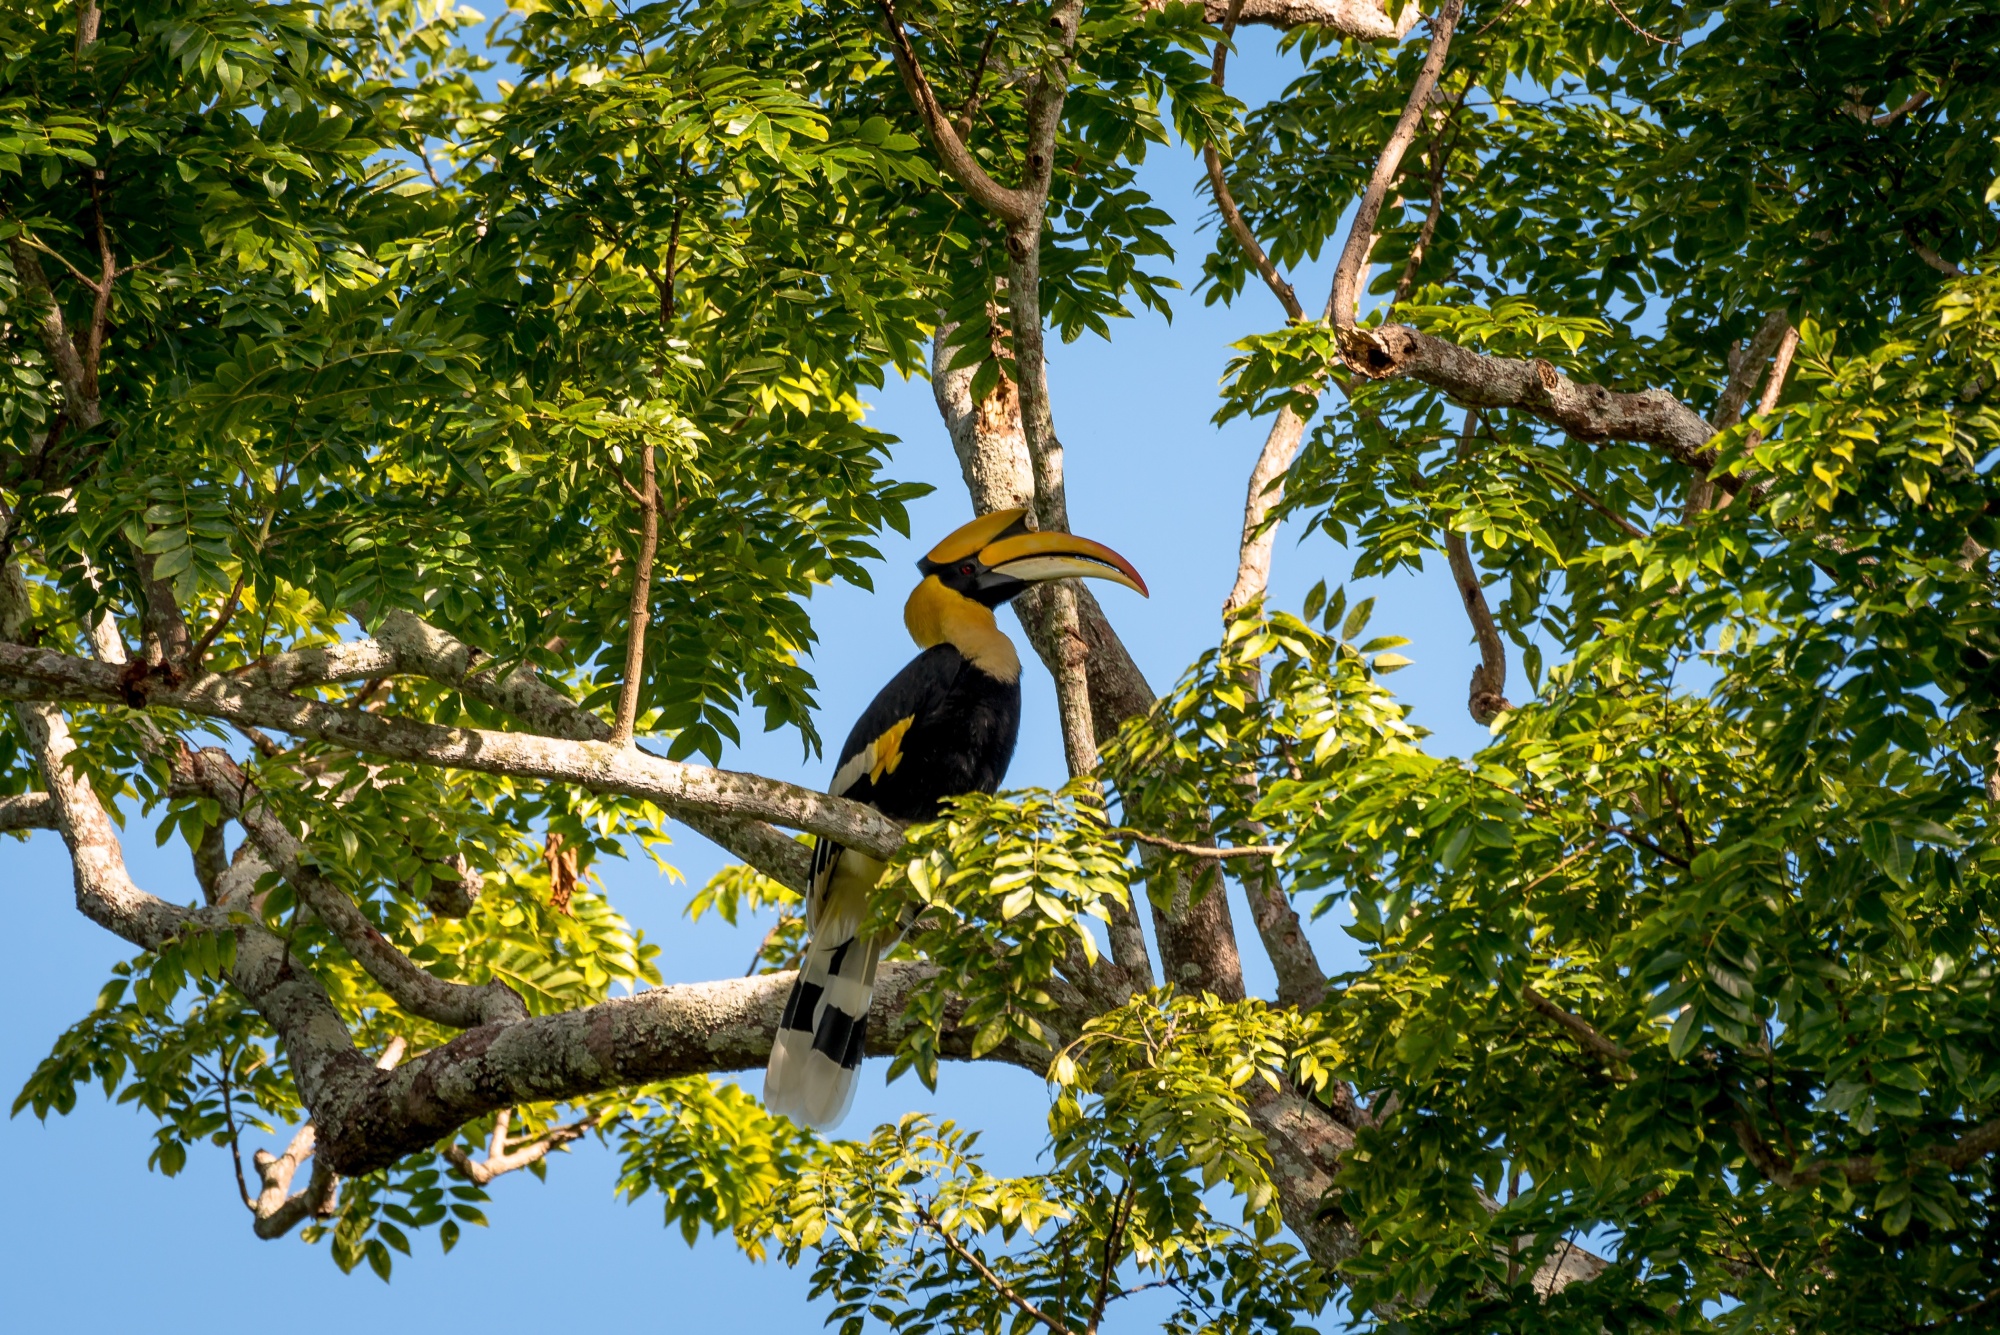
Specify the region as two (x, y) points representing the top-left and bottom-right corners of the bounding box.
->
(0, 25), (1512, 1333)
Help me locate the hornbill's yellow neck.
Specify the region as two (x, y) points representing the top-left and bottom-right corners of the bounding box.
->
(904, 576), (1021, 683)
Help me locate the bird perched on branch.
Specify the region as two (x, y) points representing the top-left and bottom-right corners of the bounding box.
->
(764, 508), (1148, 1129)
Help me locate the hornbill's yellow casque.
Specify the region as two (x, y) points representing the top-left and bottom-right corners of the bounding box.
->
(764, 508), (1148, 1129)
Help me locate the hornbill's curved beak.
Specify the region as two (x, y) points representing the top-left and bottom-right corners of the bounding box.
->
(922, 508), (1149, 599)
(976, 529), (1148, 596)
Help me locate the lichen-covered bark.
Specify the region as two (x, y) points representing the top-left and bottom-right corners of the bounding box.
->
(0, 640), (906, 860)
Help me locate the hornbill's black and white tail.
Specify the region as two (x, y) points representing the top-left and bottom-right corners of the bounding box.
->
(764, 843), (882, 1130)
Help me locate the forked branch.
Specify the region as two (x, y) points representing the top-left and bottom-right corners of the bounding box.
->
(444, 1106), (601, 1185)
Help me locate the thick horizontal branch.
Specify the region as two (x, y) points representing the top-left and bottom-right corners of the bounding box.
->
(1342, 323), (1718, 469)
(232, 612), (813, 890)
(0, 643), (908, 861)
(1174, 0), (1418, 36)
(1737, 1112), (2000, 1191)
(314, 958), (1056, 1175)
(0, 791), (56, 833)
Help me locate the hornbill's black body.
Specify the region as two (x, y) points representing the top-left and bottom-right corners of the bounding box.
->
(763, 508), (1147, 1129)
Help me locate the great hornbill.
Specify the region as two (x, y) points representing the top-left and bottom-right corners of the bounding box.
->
(763, 508), (1148, 1129)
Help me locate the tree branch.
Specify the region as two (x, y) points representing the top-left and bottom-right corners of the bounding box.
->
(5, 242), (95, 426)
(1202, 0), (1304, 322)
(1446, 412), (1510, 724)
(1221, 409), (1312, 620)
(315, 958), (1058, 1175)
(1906, 226), (1966, 278)
(932, 323), (1156, 990)
(0, 791), (57, 833)
(252, 1040), (404, 1241)
(444, 1106), (600, 1185)
(177, 745), (529, 1029)
(610, 440), (659, 747)
(1339, 323), (1719, 467)
(1116, 828), (1285, 859)
(231, 610), (814, 890)
(1242, 859), (1325, 1009)
(1163, 0), (1420, 37)
(1713, 310), (1793, 433)
(0, 642), (911, 861)
(1522, 985), (1631, 1067)
(876, 0), (1036, 225)
(250, 1123), (339, 1240)
(1328, 0), (1466, 328)
(917, 1201), (1079, 1335)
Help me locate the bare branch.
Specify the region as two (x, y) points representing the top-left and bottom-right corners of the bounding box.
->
(1340, 323), (1719, 467)
(444, 1107), (600, 1185)
(1754, 326), (1800, 422)
(1601, 0), (1676, 45)
(1165, 0), (1420, 37)
(1328, 0), (1466, 328)
(252, 1043), (401, 1240)
(1906, 226), (1966, 278)
(876, 0), (1036, 225)
(1714, 310), (1792, 433)
(610, 441), (659, 748)
(230, 610), (813, 891)
(0, 791), (56, 833)
(1445, 414), (1511, 725)
(250, 1124), (338, 1240)
(1222, 409), (1311, 619)
(1872, 90), (1929, 125)
(317, 957), (1060, 1176)
(1117, 827), (1285, 859)
(1200, 0), (1304, 322)
(0, 642), (912, 861)
(1243, 861), (1325, 1009)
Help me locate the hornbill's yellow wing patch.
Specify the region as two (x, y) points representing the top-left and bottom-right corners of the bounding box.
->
(828, 714), (915, 799)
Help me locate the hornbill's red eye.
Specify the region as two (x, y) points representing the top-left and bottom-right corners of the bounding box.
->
(959, 563), (975, 576)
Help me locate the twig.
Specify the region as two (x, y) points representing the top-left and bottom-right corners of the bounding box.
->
(1602, 0), (1677, 45)
(1090, 1165), (1140, 1332)
(955, 19), (1005, 137)
(1114, 827), (1285, 859)
(189, 569), (248, 672)
(1328, 0), (1466, 329)
(1519, 454), (1649, 539)
(1753, 326), (1800, 421)
(917, 1202), (1078, 1335)
(14, 232), (105, 293)
(1523, 985), (1631, 1066)
(1389, 79), (1475, 311)
(217, 1056), (256, 1210)
(1514, 837), (1601, 897)
(610, 208), (681, 749)
(744, 912), (798, 977)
